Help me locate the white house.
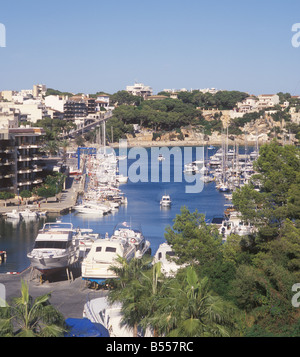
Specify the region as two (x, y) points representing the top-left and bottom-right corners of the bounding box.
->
(45, 95), (67, 112)
(257, 94), (280, 109)
(126, 82), (153, 98)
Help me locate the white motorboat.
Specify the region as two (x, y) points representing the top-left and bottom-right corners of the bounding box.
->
(81, 222), (151, 285)
(81, 237), (136, 285)
(160, 194), (172, 207)
(158, 154), (165, 161)
(110, 222), (151, 259)
(19, 208), (38, 218)
(183, 162), (199, 174)
(27, 222), (80, 276)
(116, 174), (128, 184)
(74, 202), (111, 215)
(153, 243), (184, 277)
(83, 296), (151, 337)
(6, 209), (21, 219)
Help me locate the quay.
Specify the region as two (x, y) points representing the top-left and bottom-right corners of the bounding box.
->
(0, 174), (85, 217)
(1, 267), (107, 320)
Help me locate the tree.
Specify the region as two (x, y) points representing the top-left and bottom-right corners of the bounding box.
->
(232, 140), (300, 242)
(158, 267), (239, 337)
(164, 206), (222, 268)
(19, 190), (32, 205)
(36, 185), (57, 203)
(108, 256), (152, 337)
(0, 191), (15, 206)
(0, 280), (66, 337)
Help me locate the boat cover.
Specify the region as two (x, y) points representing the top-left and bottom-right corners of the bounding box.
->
(64, 318), (110, 337)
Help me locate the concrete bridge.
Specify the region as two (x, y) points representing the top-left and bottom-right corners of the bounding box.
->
(61, 110), (113, 139)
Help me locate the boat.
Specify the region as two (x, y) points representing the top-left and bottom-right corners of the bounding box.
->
(158, 154), (165, 161)
(153, 243), (183, 277)
(116, 174), (128, 184)
(74, 228), (101, 257)
(160, 194), (172, 207)
(73, 202), (111, 215)
(81, 237), (136, 285)
(6, 209), (21, 219)
(183, 162), (199, 174)
(19, 208), (38, 218)
(111, 222), (151, 259)
(208, 145), (215, 150)
(27, 222), (80, 276)
(81, 222), (151, 285)
(83, 296), (151, 337)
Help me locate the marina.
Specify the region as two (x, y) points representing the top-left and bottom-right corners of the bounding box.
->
(0, 143), (260, 336)
(0, 144), (257, 275)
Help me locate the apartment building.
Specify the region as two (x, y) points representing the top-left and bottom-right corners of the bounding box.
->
(0, 113), (45, 194)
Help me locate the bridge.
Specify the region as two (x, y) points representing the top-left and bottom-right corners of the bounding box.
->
(60, 110), (113, 139)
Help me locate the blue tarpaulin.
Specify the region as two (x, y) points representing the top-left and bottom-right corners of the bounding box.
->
(65, 318), (110, 337)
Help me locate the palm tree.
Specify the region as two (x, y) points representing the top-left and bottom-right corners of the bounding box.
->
(44, 140), (59, 157)
(138, 262), (166, 337)
(59, 139), (69, 165)
(0, 280), (66, 337)
(158, 267), (239, 337)
(107, 256), (152, 337)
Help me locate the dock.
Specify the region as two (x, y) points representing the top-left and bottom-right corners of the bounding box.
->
(0, 174), (85, 217)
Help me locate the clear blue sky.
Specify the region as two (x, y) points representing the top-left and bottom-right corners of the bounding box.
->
(1, 0), (300, 95)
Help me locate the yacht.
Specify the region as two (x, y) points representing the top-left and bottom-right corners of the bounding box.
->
(19, 208), (38, 218)
(83, 296), (151, 337)
(6, 209), (21, 220)
(81, 222), (151, 285)
(73, 201), (111, 215)
(153, 243), (183, 277)
(81, 237), (136, 285)
(158, 154), (165, 161)
(160, 194), (172, 207)
(183, 162), (199, 174)
(27, 222), (80, 276)
(111, 222), (151, 259)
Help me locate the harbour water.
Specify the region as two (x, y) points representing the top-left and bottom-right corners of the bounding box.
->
(0, 146), (252, 275)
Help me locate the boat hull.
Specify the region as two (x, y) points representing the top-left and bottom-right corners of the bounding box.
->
(28, 252), (78, 276)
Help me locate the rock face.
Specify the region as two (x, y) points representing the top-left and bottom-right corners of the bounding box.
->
(121, 114), (298, 148)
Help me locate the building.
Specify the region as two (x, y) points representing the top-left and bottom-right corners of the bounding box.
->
(45, 95), (66, 113)
(236, 96), (258, 113)
(95, 94), (110, 111)
(64, 96), (88, 119)
(126, 82), (153, 99)
(0, 116), (45, 194)
(257, 94), (280, 109)
(33, 84), (47, 98)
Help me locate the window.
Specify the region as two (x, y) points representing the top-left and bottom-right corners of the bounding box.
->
(34, 241), (70, 249)
(105, 247), (117, 253)
(96, 247), (102, 252)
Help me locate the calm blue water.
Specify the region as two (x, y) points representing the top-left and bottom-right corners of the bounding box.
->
(0, 146), (252, 274)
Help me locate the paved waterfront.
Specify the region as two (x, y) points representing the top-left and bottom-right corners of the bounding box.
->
(1, 267), (107, 319)
(0, 175), (84, 216)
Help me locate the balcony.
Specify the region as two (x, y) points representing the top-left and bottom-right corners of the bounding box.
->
(32, 178), (43, 185)
(17, 156), (31, 162)
(17, 179), (32, 186)
(17, 168), (32, 174)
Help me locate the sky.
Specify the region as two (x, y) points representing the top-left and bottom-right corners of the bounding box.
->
(1, 0), (300, 95)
